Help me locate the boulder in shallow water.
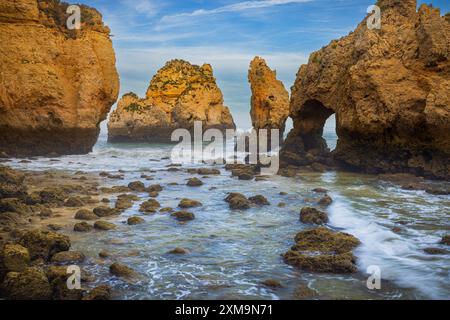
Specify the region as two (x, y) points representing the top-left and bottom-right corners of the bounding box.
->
(94, 221), (116, 231)
(318, 195), (333, 207)
(171, 211), (195, 222)
(187, 178), (203, 187)
(51, 251), (86, 264)
(283, 227), (360, 273)
(440, 235), (450, 245)
(168, 247), (190, 255)
(75, 209), (98, 221)
(128, 181), (146, 192)
(109, 262), (137, 278)
(74, 222), (94, 233)
(127, 216), (145, 225)
(300, 207), (329, 225)
(225, 193), (252, 210)
(248, 195), (270, 206)
(82, 284), (112, 300)
(93, 206), (119, 218)
(178, 199), (202, 208)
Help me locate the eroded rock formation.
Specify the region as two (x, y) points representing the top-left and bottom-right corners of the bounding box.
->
(108, 60), (235, 143)
(0, 0), (120, 157)
(248, 57), (290, 143)
(281, 0), (450, 179)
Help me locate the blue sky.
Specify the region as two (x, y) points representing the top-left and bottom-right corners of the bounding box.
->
(77, 0), (449, 129)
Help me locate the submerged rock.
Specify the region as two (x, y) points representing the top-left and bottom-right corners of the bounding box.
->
(281, 0), (450, 179)
(261, 279), (283, 289)
(51, 251), (86, 264)
(187, 178), (203, 187)
(318, 195), (333, 207)
(108, 60), (235, 143)
(248, 195), (270, 206)
(283, 227), (360, 273)
(178, 199), (203, 208)
(74, 209), (98, 221)
(127, 216), (145, 226)
(0, 0), (119, 156)
(300, 207), (329, 225)
(168, 247), (190, 255)
(93, 206), (119, 218)
(82, 285), (112, 300)
(171, 211), (195, 222)
(440, 235), (450, 245)
(225, 193), (252, 210)
(74, 222), (94, 233)
(109, 262), (137, 279)
(139, 199), (161, 214)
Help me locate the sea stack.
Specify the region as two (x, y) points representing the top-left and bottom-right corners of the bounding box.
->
(281, 0), (450, 179)
(0, 0), (120, 157)
(108, 60), (235, 143)
(248, 57), (290, 145)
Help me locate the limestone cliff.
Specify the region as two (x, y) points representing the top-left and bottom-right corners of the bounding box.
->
(108, 60), (235, 143)
(281, 0), (450, 179)
(0, 0), (119, 157)
(248, 57), (289, 142)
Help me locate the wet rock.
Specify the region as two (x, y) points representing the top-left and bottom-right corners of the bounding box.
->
(39, 208), (53, 218)
(82, 285), (112, 300)
(74, 222), (93, 233)
(278, 202), (286, 208)
(197, 168), (221, 175)
(249, 195), (270, 206)
(168, 247), (190, 255)
(300, 207), (329, 225)
(392, 227), (402, 233)
(424, 248), (449, 255)
(93, 206), (119, 217)
(1, 267), (52, 300)
(160, 207), (174, 213)
(261, 279), (283, 289)
(75, 209), (98, 221)
(51, 251), (86, 264)
(98, 251), (111, 259)
(109, 262), (137, 278)
(318, 195), (333, 207)
(147, 184), (163, 193)
(294, 284), (316, 299)
(39, 188), (68, 205)
(283, 227), (360, 273)
(3, 244), (30, 272)
(139, 199), (161, 214)
(312, 188), (328, 194)
(238, 173), (254, 181)
(187, 178), (203, 187)
(171, 211), (195, 222)
(64, 197), (85, 208)
(0, 198), (33, 214)
(128, 181), (146, 192)
(178, 199), (203, 208)
(101, 198), (110, 203)
(94, 221), (116, 231)
(279, 192), (288, 196)
(440, 235), (450, 245)
(127, 216), (145, 225)
(47, 224), (63, 231)
(0, 166), (27, 199)
(115, 198), (133, 211)
(225, 193), (251, 210)
(149, 191), (159, 198)
(18, 229), (71, 261)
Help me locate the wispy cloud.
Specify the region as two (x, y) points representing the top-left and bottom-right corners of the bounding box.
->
(161, 0), (313, 23)
(119, 0), (160, 16)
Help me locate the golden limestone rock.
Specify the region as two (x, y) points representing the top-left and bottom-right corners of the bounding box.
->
(108, 59), (235, 143)
(248, 57), (290, 142)
(0, 0), (119, 157)
(281, 0), (450, 179)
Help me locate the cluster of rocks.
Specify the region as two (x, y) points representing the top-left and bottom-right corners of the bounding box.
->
(225, 193), (270, 210)
(0, 229), (110, 300)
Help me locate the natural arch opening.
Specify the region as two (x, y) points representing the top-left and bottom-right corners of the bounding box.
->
(296, 99), (335, 153)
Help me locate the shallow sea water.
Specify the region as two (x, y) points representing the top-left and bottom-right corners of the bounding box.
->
(7, 129), (450, 300)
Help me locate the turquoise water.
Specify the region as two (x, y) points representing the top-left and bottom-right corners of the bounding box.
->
(7, 128), (450, 300)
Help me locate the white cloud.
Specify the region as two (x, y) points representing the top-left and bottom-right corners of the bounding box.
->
(161, 0), (313, 23)
(120, 0), (160, 16)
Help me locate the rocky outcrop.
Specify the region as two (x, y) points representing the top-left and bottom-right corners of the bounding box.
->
(0, 0), (119, 157)
(248, 57), (290, 143)
(108, 60), (235, 143)
(281, 0), (450, 179)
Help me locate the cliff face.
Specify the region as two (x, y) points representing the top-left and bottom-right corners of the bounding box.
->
(108, 60), (235, 143)
(248, 57), (290, 141)
(0, 0), (119, 157)
(281, 0), (450, 179)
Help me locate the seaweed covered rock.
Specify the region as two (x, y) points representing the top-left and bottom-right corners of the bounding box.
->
(0, 166), (27, 199)
(18, 229), (71, 261)
(1, 267), (52, 300)
(283, 227), (360, 273)
(281, 0), (450, 179)
(0, 0), (119, 156)
(108, 60), (235, 143)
